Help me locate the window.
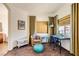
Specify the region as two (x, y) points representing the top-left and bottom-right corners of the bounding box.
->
(65, 24), (70, 38)
(59, 24), (70, 38)
(58, 15), (70, 38)
(59, 26), (64, 36)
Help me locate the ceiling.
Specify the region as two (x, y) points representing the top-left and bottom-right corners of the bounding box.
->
(6, 3), (66, 15)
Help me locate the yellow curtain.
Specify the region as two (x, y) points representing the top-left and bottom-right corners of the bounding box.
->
(58, 15), (70, 26)
(36, 21), (48, 33)
(72, 3), (79, 56)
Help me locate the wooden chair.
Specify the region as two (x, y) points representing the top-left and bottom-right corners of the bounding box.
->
(0, 33), (3, 43)
(31, 36), (42, 46)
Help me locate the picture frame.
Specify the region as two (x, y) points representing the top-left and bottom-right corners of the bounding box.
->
(18, 20), (25, 30)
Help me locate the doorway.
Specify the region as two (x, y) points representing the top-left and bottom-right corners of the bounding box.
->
(0, 4), (8, 56)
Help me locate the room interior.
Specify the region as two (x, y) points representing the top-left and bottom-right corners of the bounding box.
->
(0, 3), (78, 56)
(4, 3), (72, 56)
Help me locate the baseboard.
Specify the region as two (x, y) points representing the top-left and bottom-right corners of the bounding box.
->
(13, 44), (29, 49)
(8, 47), (14, 51)
(70, 51), (75, 56)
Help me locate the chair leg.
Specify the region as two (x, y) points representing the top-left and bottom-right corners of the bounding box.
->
(60, 42), (61, 54)
(53, 43), (56, 50)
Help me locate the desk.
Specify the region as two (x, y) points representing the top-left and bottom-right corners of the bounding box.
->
(50, 35), (70, 54)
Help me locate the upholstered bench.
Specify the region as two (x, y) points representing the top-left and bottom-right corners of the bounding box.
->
(16, 37), (28, 48)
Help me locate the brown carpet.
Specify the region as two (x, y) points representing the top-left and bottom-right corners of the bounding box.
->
(5, 44), (73, 56)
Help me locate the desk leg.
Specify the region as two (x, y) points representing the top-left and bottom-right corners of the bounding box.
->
(60, 42), (61, 54)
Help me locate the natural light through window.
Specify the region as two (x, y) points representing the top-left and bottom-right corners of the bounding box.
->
(59, 24), (70, 38)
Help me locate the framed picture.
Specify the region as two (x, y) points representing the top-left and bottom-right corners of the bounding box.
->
(18, 20), (25, 30)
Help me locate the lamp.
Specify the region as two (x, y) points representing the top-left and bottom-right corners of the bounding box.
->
(49, 23), (54, 27)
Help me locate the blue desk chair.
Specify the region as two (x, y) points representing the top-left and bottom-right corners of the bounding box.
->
(50, 35), (60, 50)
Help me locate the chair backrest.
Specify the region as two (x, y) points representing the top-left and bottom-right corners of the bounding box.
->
(50, 35), (59, 43)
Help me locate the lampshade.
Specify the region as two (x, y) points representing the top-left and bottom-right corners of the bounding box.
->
(49, 24), (54, 27)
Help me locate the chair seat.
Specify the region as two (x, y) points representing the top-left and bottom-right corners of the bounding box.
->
(31, 36), (42, 46)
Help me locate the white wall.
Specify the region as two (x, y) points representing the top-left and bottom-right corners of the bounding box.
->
(8, 8), (29, 50)
(52, 4), (71, 19)
(51, 4), (72, 51)
(36, 16), (49, 21)
(0, 4), (8, 41)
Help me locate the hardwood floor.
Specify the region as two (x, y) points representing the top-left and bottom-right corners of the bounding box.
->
(5, 44), (73, 56)
(0, 42), (8, 56)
